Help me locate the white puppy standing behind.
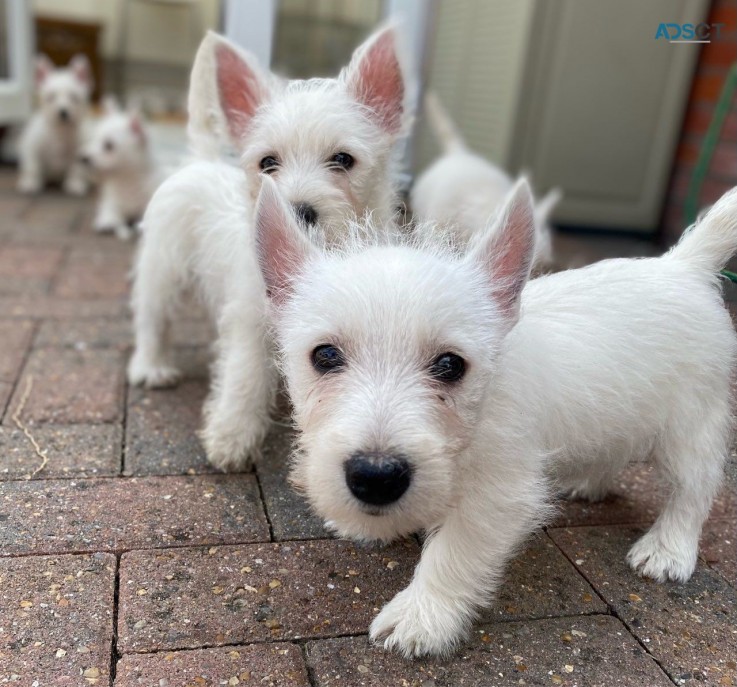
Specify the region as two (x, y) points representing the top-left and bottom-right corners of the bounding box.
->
(17, 54), (93, 196)
(128, 27), (409, 470)
(82, 98), (163, 240)
(412, 92), (560, 267)
(255, 176), (737, 657)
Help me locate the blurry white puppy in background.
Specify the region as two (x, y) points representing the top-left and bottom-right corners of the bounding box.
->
(412, 92), (560, 268)
(17, 54), (93, 196)
(81, 97), (162, 240)
(129, 26), (410, 470)
(257, 174), (737, 657)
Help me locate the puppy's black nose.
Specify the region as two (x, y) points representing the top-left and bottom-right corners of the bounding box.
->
(79, 154), (91, 166)
(294, 202), (318, 227)
(58, 108), (70, 122)
(344, 452), (412, 506)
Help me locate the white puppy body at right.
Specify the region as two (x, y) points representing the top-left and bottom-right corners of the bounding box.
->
(129, 27), (409, 470)
(17, 54), (93, 196)
(412, 93), (560, 266)
(256, 177), (737, 657)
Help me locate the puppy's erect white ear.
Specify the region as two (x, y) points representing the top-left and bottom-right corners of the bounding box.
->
(129, 112), (146, 142)
(102, 95), (120, 115)
(188, 31), (270, 151)
(256, 177), (316, 306)
(69, 54), (93, 89)
(35, 54), (53, 84)
(470, 178), (536, 320)
(535, 188), (562, 224)
(344, 26), (405, 135)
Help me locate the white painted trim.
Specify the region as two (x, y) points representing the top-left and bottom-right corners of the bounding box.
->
(223, 0), (277, 67)
(0, 0), (33, 123)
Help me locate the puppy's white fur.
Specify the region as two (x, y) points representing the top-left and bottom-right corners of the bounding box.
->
(257, 177), (737, 657)
(83, 98), (162, 240)
(17, 54), (93, 195)
(412, 92), (560, 266)
(129, 27), (408, 470)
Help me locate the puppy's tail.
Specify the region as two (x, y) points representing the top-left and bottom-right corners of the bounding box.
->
(425, 91), (466, 154)
(668, 187), (737, 272)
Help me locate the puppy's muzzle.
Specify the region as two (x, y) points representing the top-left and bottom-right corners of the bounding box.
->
(294, 202), (318, 227)
(344, 452), (412, 507)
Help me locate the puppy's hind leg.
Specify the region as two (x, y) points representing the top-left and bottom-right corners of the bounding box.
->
(627, 397), (730, 583)
(127, 229), (183, 388)
(200, 303), (276, 471)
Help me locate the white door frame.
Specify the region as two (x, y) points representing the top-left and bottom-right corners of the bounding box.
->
(0, 0), (33, 124)
(222, 0), (277, 66)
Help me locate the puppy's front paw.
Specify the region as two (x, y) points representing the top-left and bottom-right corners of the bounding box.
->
(63, 177), (88, 196)
(115, 224), (134, 241)
(127, 353), (181, 389)
(627, 530), (696, 583)
(370, 587), (467, 657)
(17, 177), (42, 194)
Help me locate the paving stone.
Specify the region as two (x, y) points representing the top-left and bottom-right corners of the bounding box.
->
(556, 462), (737, 527)
(0, 552), (115, 683)
(0, 381), (11, 418)
(0, 196), (32, 233)
(0, 319), (34, 382)
(256, 425), (328, 540)
(0, 245), (64, 278)
(53, 250), (132, 299)
(125, 380), (214, 476)
(700, 518), (736, 588)
(34, 317), (213, 350)
(11, 198), (85, 242)
(0, 296), (129, 319)
(115, 643), (309, 686)
(0, 424), (121, 480)
(306, 615), (672, 687)
(481, 533), (606, 622)
(5, 348), (124, 424)
(550, 525), (737, 685)
(0, 474), (269, 555)
(117, 539), (419, 652)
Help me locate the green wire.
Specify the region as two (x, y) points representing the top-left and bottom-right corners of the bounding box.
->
(683, 62), (737, 282)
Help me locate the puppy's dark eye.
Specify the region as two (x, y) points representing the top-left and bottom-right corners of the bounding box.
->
(311, 344), (345, 373)
(430, 353), (465, 383)
(104, 139), (115, 152)
(259, 156), (279, 174)
(330, 152), (354, 170)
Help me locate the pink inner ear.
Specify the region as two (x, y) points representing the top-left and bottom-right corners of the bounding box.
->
(354, 31), (404, 133)
(35, 59), (51, 84)
(487, 198), (535, 317)
(216, 44), (262, 143)
(130, 116), (145, 142)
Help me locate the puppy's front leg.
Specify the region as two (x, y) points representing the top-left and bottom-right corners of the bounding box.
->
(370, 467), (547, 657)
(17, 151), (44, 194)
(63, 160), (89, 196)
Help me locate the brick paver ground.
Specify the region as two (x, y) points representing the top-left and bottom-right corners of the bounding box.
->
(0, 172), (735, 685)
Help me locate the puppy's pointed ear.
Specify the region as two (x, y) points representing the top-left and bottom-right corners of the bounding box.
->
(69, 54), (93, 89)
(535, 188), (562, 224)
(469, 178), (536, 322)
(102, 95), (120, 115)
(129, 111), (146, 143)
(256, 177), (316, 306)
(35, 54), (54, 84)
(189, 31), (270, 149)
(343, 26), (405, 135)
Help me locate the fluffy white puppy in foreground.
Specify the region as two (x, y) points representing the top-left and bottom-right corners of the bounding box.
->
(17, 54), (93, 195)
(412, 92), (560, 267)
(129, 27), (409, 470)
(256, 176), (737, 657)
(81, 98), (162, 240)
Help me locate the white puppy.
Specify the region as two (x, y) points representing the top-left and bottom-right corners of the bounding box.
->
(82, 98), (162, 240)
(129, 27), (408, 470)
(412, 92), (560, 267)
(17, 54), (93, 195)
(256, 176), (737, 657)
